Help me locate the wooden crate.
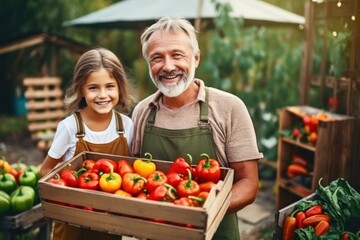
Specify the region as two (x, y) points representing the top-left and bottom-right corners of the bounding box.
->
(0, 204), (44, 230)
(23, 77), (65, 151)
(273, 193), (316, 240)
(276, 105), (360, 209)
(38, 152), (233, 240)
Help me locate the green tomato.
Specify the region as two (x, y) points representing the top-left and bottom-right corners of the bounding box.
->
(0, 190), (10, 216)
(0, 173), (17, 194)
(19, 171), (37, 188)
(10, 186), (35, 214)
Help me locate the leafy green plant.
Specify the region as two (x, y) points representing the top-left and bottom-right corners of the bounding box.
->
(198, 0), (303, 169)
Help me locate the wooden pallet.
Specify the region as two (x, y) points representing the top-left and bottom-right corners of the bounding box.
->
(23, 77), (65, 152)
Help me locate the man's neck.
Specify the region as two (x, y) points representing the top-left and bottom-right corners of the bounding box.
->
(162, 81), (199, 109)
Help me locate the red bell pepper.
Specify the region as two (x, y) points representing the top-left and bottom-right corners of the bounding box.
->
(48, 173), (67, 186)
(122, 172), (147, 196)
(177, 169), (200, 198)
(296, 211), (306, 228)
(305, 204), (323, 217)
(91, 159), (117, 176)
(199, 181), (216, 192)
(136, 192), (148, 200)
(81, 159), (95, 172)
(147, 183), (176, 201)
(302, 214), (331, 227)
(117, 159), (134, 177)
(167, 154), (194, 176)
(60, 168), (86, 187)
(78, 172), (99, 190)
(194, 153), (221, 184)
(146, 170), (167, 193)
(174, 197), (196, 207)
(166, 172), (185, 188)
(195, 191), (209, 206)
(314, 220), (330, 236)
(9, 161), (26, 184)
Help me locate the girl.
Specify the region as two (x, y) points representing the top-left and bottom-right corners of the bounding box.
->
(40, 47), (137, 240)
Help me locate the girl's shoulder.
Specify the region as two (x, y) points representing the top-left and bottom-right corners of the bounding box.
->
(114, 111), (134, 127)
(57, 113), (78, 134)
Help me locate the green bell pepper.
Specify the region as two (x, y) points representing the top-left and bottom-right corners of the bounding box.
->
(0, 190), (10, 216)
(10, 186), (35, 214)
(0, 173), (17, 194)
(25, 165), (40, 180)
(19, 170), (37, 188)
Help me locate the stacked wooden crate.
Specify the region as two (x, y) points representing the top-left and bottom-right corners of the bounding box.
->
(24, 77), (65, 152)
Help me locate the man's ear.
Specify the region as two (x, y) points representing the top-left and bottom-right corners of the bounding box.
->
(195, 51), (200, 68)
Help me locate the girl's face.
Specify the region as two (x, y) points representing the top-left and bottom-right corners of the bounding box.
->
(82, 68), (119, 115)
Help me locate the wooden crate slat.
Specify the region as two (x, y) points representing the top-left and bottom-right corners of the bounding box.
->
(26, 99), (64, 110)
(25, 88), (63, 99)
(27, 110), (64, 121)
(23, 77), (62, 86)
(28, 122), (59, 132)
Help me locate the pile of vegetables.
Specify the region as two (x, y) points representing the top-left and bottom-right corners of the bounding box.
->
(282, 111), (334, 146)
(0, 157), (41, 216)
(47, 152), (222, 209)
(282, 178), (360, 240)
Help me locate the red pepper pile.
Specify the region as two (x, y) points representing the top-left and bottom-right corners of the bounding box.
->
(47, 153), (222, 209)
(283, 204), (332, 239)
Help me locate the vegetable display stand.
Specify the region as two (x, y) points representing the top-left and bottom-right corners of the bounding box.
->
(38, 151), (233, 240)
(0, 204), (51, 240)
(276, 105), (360, 209)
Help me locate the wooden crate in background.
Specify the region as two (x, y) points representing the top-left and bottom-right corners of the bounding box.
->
(276, 106), (360, 209)
(23, 77), (65, 152)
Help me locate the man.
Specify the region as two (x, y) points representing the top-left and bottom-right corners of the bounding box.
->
(131, 16), (263, 240)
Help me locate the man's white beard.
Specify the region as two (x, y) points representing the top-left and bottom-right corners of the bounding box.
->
(150, 60), (196, 98)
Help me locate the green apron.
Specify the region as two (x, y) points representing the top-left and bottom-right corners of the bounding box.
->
(141, 88), (240, 240)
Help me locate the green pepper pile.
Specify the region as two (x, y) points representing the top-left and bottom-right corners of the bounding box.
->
(0, 157), (40, 216)
(282, 178), (360, 240)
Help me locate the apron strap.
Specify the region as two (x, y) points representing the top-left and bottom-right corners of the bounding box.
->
(146, 87), (210, 129)
(74, 111), (85, 138)
(114, 111), (125, 135)
(74, 110), (124, 138)
(199, 87), (209, 127)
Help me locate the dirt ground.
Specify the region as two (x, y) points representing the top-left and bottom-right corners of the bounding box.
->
(0, 132), (44, 166)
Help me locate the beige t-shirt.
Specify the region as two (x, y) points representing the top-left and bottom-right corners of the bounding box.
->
(131, 79), (263, 167)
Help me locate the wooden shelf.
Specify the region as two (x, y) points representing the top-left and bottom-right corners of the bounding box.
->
(280, 137), (316, 152)
(279, 179), (312, 198)
(276, 106), (360, 210)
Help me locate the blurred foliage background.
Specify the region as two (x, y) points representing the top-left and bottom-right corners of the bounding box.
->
(0, 0), (311, 179)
